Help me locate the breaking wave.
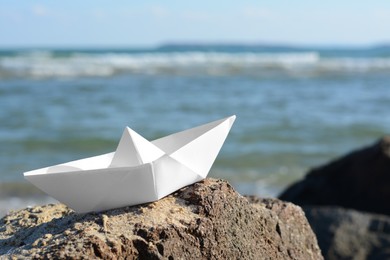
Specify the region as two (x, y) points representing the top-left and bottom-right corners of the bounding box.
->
(1, 50), (390, 78)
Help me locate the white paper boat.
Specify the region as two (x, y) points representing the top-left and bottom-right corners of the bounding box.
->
(24, 115), (236, 213)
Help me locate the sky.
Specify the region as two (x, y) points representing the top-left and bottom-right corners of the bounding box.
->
(0, 0), (390, 48)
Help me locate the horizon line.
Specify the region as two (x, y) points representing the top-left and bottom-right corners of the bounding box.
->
(0, 41), (389, 50)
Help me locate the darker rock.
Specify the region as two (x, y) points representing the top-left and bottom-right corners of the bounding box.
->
(0, 178), (323, 259)
(304, 206), (390, 260)
(279, 136), (390, 215)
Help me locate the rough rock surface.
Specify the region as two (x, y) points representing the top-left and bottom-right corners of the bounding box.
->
(279, 136), (390, 215)
(304, 206), (390, 260)
(0, 178), (323, 259)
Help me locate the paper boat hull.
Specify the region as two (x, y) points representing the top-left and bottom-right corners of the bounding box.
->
(24, 155), (203, 213)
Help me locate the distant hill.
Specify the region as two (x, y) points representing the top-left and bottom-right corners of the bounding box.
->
(155, 43), (309, 52)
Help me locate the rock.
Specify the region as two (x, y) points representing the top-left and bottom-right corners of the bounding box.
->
(279, 137), (390, 215)
(0, 178), (323, 259)
(304, 206), (390, 260)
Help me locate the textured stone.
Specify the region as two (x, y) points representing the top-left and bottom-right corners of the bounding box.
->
(279, 137), (390, 215)
(304, 206), (390, 260)
(0, 178), (322, 259)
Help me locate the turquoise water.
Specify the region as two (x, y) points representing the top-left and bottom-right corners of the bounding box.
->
(1, 45), (390, 214)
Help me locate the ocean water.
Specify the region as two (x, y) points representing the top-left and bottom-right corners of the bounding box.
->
(1, 45), (390, 216)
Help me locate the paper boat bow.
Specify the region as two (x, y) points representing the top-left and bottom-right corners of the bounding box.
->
(24, 115), (236, 213)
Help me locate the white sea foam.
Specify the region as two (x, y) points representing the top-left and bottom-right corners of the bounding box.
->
(1, 51), (390, 78)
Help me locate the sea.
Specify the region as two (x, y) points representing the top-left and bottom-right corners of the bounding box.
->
(1, 44), (389, 216)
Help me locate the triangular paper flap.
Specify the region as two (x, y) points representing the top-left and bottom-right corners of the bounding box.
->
(168, 115), (235, 177)
(110, 127), (165, 167)
(152, 115), (235, 155)
(152, 155), (203, 199)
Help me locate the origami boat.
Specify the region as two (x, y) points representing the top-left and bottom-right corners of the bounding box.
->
(24, 115), (236, 213)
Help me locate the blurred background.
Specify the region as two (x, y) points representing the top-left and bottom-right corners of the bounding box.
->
(1, 1), (390, 216)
